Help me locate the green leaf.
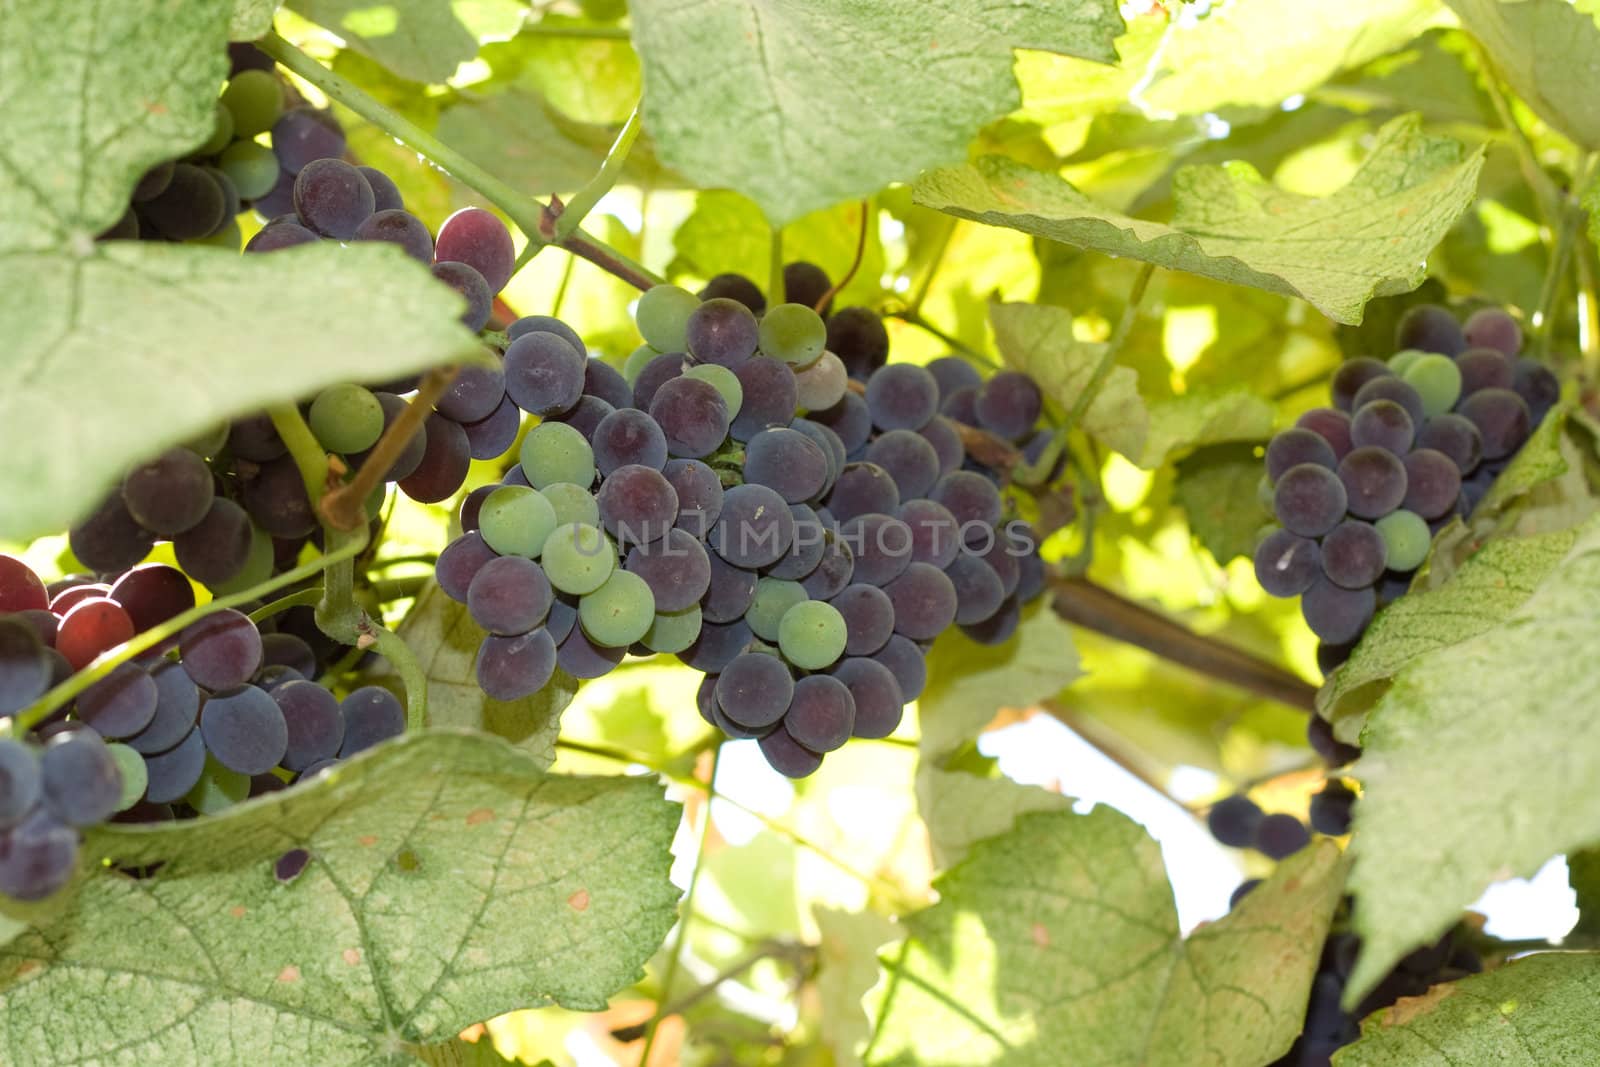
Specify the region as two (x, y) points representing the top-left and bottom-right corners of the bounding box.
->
(1140, 390), (1274, 468)
(1335, 953), (1600, 1065)
(1014, 15), (1167, 126)
(1175, 444), (1271, 565)
(231, 0), (277, 39)
(914, 115), (1485, 324)
(1346, 515), (1600, 1002)
(629, 0), (1125, 225)
(1444, 0), (1600, 151)
(1569, 849), (1600, 941)
(815, 906), (903, 1067)
(480, 18), (642, 126)
(988, 302), (1147, 461)
(287, 0), (479, 84)
(866, 813), (1346, 1067)
(0, 732), (681, 1065)
(915, 766), (1070, 869)
(396, 584), (577, 768)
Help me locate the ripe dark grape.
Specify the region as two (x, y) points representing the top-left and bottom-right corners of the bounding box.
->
(399, 412), (471, 504)
(930, 470), (1002, 532)
(974, 372), (1043, 441)
(758, 726), (823, 778)
(437, 532), (497, 604)
(583, 359), (633, 411)
(925, 356), (983, 401)
(1335, 448), (1404, 521)
(435, 207), (515, 294)
(730, 356), (799, 442)
(1207, 794), (1263, 848)
(744, 428), (828, 503)
(180, 609), (263, 690)
(1294, 408), (1352, 459)
(435, 364), (506, 425)
(272, 681), (345, 772)
(1309, 780), (1356, 836)
(679, 618), (753, 674)
(239, 456), (317, 538)
(56, 598), (135, 671)
(1320, 521), (1387, 589)
(898, 499), (961, 568)
(918, 415), (965, 476)
(0, 620), (51, 717)
(794, 351), (848, 411)
(866, 364), (940, 432)
(1456, 347), (1515, 395)
(139, 163), (225, 239)
(121, 447), (214, 536)
(1402, 449), (1463, 520)
(505, 331), (586, 416)
(1352, 377), (1426, 430)
(0, 558), (47, 614)
(353, 209), (434, 263)
(1513, 358), (1559, 422)
(626, 529), (711, 613)
(431, 261), (492, 332)
(874, 634), (926, 702)
(200, 684), (288, 775)
(41, 730), (123, 826)
(686, 297), (760, 368)
(76, 662), (158, 739)
(556, 626), (627, 679)
(1265, 429), (1336, 483)
(650, 376), (730, 458)
(812, 391), (872, 453)
(293, 158), (374, 240)
(663, 459), (724, 536)
(832, 583), (895, 656)
(1302, 578), (1376, 644)
(831, 657), (903, 738)
(766, 505), (829, 580)
(942, 385), (979, 426)
(783, 675), (855, 753)
(125, 662), (202, 755)
(884, 562), (958, 640)
(712, 484), (794, 568)
(461, 396), (522, 461)
(476, 628), (558, 701)
(0, 740), (41, 828)
(69, 494), (155, 573)
(1395, 303), (1464, 355)
(597, 465), (679, 546)
(549, 396), (616, 444)
(1416, 413), (1482, 474)
(800, 529), (855, 600)
(272, 106), (346, 173)
(827, 307), (889, 379)
(107, 563), (194, 633)
(1463, 308), (1521, 356)
(1331, 358), (1391, 412)
(358, 166), (404, 212)
(702, 553), (759, 623)
(1253, 528), (1321, 597)
(1458, 388), (1531, 460)
(594, 408), (668, 475)
(468, 556), (553, 635)
(841, 513), (913, 587)
(1255, 813), (1312, 859)
(716, 653), (794, 729)
(632, 352), (686, 409)
(864, 430), (941, 500)
(143, 728), (208, 804)
(699, 272), (766, 314)
(1349, 401), (1414, 454)
(338, 686), (406, 757)
(1308, 714), (1361, 766)
(0, 809), (78, 902)
(828, 462), (900, 523)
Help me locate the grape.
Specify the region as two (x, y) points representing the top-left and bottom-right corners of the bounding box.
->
(642, 605), (703, 654)
(293, 158), (374, 240)
(716, 653), (794, 729)
(832, 583), (895, 656)
(1353, 376), (1426, 430)
(649, 376), (731, 459)
(0, 557), (46, 614)
(945, 553), (1005, 624)
(346, 393), (427, 482)
(898, 498), (961, 569)
(353, 208), (433, 263)
(794, 351), (848, 412)
(633, 284), (697, 351)
(431, 261), (493, 332)
(746, 578), (808, 642)
(659, 459), (722, 536)
(476, 628), (558, 701)
(813, 391), (873, 453)
(1331, 358), (1392, 412)
(462, 396), (523, 461)
(842, 513), (914, 587)
(1458, 388), (1531, 459)
(184, 755), (252, 814)
(358, 166), (404, 212)
(864, 430), (941, 500)
(139, 163), (225, 239)
(210, 526), (274, 597)
(827, 462), (901, 524)
(1301, 578), (1375, 644)
(240, 455), (317, 538)
(1376, 509), (1431, 572)
(711, 484), (795, 568)
(679, 618), (754, 674)
(974, 372), (1043, 441)
(1254, 813), (1311, 859)
(0, 809), (78, 901)
(1320, 520), (1387, 589)
(759, 303), (828, 367)
(556, 626), (627, 679)
(229, 413), (288, 462)
(199, 684), (288, 774)
(0, 620), (49, 717)
(884, 562), (958, 640)
(625, 529), (711, 613)
(783, 675), (855, 753)
(730, 356), (799, 442)
(435, 207), (515, 294)
(702, 553), (759, 624)
(132, 160), (175, 202)
(1267, 463), (1344, 536)
(1395, 304), (1464, 356)
(251, 168), (297, 219)
(40, 730), (123, 826)
(792, 418), (846, 485)
(108, 563), (194, 632)
(592, 408), (668, 476)
(69, 493), (154, 573)
(307, 383), (384, 455)
(783, 262), (833, 313)
(520, 421), (596, 490)
(1228, 880), (1261, 911)
(12, 610), (55, 648)
(260, 634), (317, 680)
(269, 681), (345, 772)
(930, 470), (1002, 532)
(699, 273), (766, 314)
(830, 657), (903, 738)
(579, 569), (656, 647)
(0, 738), (38, 832)
(468, 556), (553, 636)
(941, 385), (979, 425)
(436, 532), (497, 604)
(685, 297), (760, 367)
(478, 485), (560, 561)
(1309, 780), (1356, 836)
(77, 662), (158, 739)
(742, 428), (828, 504)
(866, 364), (940, 432)
(801, 529), (855, 600)
(218, 141), (280, 202)
(1513, 358), (1560, 422)
(1293, 408), (1353, 460)
(1463, 307), (1521, 356)
(767, 505), (828, 580)
(57, 598), (136, 671)
(597, 464), (679, 546)
(339, 686), (406, 757)
(179, 609), (263, 690)
(925, 356), (983, 401)
(1401, 354), (1463, 417)
(143, 727), (207, 804)
(916, 415), (965, 477)
(1417, 413), (1482, 475)
(273, 106), (346, 173)
(1349, 400), (1414, 455)
(542, 523), (616, 595)
(1388, 349), (1424, 376)
(52, 584), (109, 613)
(1265, 429), (1336, 482)
(399, 412), (471, 503)
(1401, 449), (1462, 520)
(684, 364), (744, 418)
(1308, 713), (1360, 766)
(1253, 528), (1321, 597)
(1456, 347), (1515, 396)
(756, 726), (822, 778)
(875, 634), (926, 702)
(632, 352), (686, 411)
(548, 396), (616, 445)
(218, 68), (282, 136)
(1337, 446), (1406, 521)
(1207, 794), (1263, 848)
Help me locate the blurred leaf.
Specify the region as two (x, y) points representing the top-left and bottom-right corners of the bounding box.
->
(1445, 0), (1600, 150)
(288, 0), (479, 83)
(1570, 849), (1600, 940)
(866, 814), (1346, 1067)
(914, 115), (1485, 325)
(816, 907), (902, 1067)
(1139, 390), (1274, 467)
(1175, 444), (1270, 565)
(231, 0), (275, 38)
(915, 766), (1069, 869)
(479, 18), (642, 125)
(629, 0), (1125, 225)
(1322, 28), (1496, 129)
(1337, 954), (1600, 1065)
(1014, 14), (1168, 125)
(1346, 515), (1600, 1002)
(415, 1036), (530, 1067)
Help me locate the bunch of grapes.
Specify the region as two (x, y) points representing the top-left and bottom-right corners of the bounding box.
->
(0, 554), (402, 902)
(434, 262), (1059, 779)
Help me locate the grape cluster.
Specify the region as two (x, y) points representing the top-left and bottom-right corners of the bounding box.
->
(436, 263), (1057, 778)
(0, 554), (403, 901)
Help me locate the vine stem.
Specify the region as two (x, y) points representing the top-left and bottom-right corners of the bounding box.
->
(321, 366), (459, 531)
(268, 404), (330, 504)
(367, 621), (427, 731)
(907, 216), (957, 316)
(1061, 262), (1155, 438)
(883, 308), (1000, 368)
(518, 22), (630, 40)
(769, 226), (785, 305)
(247, 587), (324, 623)
(813, 199), (871, 313)
(553, 104), (642, 245)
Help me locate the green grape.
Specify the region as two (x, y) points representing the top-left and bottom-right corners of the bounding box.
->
(520, 421), (596, 489)
(219, 139), (280, 199)
(541, 522), (616, 594)
(309, 383), (384, 454)
(479, 485), (557, 558)
(220, 69), (284, 137)
(777, 600), (847, 670)
(1387, 348), (1426, 375)
(745, 577), (807, 642)
(192, 218), (241, 250)
(1375, 509), (1431, 571)
(757, 302), (827, 367)
(643, 605), (703, 654)
(684, 364), (743, 418)
(211, 525), (273, 595)
(185, 756), (251, 815)
(105, 743), (148, 812)
(1402, 354), (1463, 418)
(1257, 473), (1277, 507)
(579, 569), (656, 647)
(540, 481), (600, 527)
(635, 285), (699, 352)
(623, 343), (660, 384)
(196, 101), (234, 156)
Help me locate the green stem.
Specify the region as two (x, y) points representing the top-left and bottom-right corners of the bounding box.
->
(367, 574), (432, 603)
(367, 620), (427, 730)
(248, 587), (324, 624)
(550, 252), (577, 318)
(317, 528), (365, 644)
(884, 309), (1000, 368)
(368, 553), (441, 570)
(1061, 262), (1155, 437)
(9, 532), (368, 733)
(769, 226), (785, 305)
(553, 104), (642, 244)
(519, 22), (631, 40)
(861, 937), (913, 1062)
(268, 404), (329, 504)
(907, 215), (957, 315)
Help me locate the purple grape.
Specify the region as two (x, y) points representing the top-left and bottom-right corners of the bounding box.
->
(626, 529), (711, 612)
(1402, 449), (1462, 520)
(1275, 463), (1348, 536)
(716, 653), (794, 729)
(1301, 578), (1376, 644)
(476, 629), (557, 701)
(505, 331), (586, 416)
(293, 158), (374, 240)
(338, 686), (406, 756)
(1320, 520), (1387, 589)
(1458, 388), (1530, 460)
(827, 307), (889, 379)
(1349, 400), (1414, 455)
(468, 555), (553, 635)
(353, 209), (433, 263)
(594, 408), (668, 475)
(830, 657), (903, 739)
(431, 261), (492, 332)
(973, 371), (1042, 441)
(200, 684), (288, 775)
(1253, 528), (1320, 597)
(650, 376), (730, 459)
(180, 609), (263, 691)
(435, 207), (515, 294)
(730, 356), (798, 442)
(273, 681), (345, 772)
(1331, 358), (1392, 412)
(1266, 429), (1336, 482)
(783, 675), (855, 753)
(686, 298), (760, 368)
(1456, 347), (1515, 396)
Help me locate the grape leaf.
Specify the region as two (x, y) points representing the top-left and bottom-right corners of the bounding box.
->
(395, 583), (578, 768)
(479, 17), (642, 126)
(1345, 515), (1600, 1002)
(1140, 390), (1274, 468)
(1336, 953), (1600, 1066)
(815, 906), (903, 1067)
(231, 0), (277, 39)
(1175, 444), (1271, 566)
(865, 813), (1346, 1067)
(1444, 0), (1600, 151)
(916, 766), (1070, 869)
(0, 731), (681, 1066)
(1014, 15), (1167, 126)
(628, 0), (1125, 225)
(286, 0), (479, 84)
(914, 115), (1485, 325)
